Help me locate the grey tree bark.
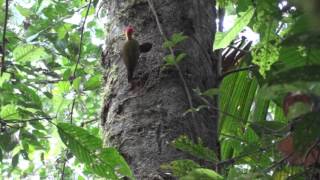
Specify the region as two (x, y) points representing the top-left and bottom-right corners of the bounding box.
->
(100, 0), (218, 179)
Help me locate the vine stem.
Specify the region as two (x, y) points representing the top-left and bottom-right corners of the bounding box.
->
(61, 1), (92, 180)
(146, 0), (195, 118)
(69, 0), (92, 124)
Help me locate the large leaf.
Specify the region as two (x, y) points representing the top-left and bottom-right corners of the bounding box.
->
(15, 84), (42, 109)
(15, 5), (32, 17)
(219, 71), (257, 134)
(84, 74), (102, 91)
(214, 6), (254, 50)
(13, 44), (49, 63)
(57, 123), (133, 179)
(250, 89), (270, 122)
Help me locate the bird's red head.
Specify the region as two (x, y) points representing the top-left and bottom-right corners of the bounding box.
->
(125, 26), (134, 34)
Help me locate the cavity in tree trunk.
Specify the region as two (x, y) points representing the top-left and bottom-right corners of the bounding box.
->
(100, 0), (218, 179)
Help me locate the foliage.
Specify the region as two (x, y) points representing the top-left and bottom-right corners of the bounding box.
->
(0, 0), (127, 179)
(1, 0), (320, 179)
(57, 123), (133, 179)
(214, 6), (255, 50)
(163, 32), (188, 67)
(166, 0), (320, 179)
(172, 135), (218, 162)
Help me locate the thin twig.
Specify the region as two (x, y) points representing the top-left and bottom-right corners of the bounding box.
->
(215, 140), (278, 168)
(147, 0), (195, 118)
(303, 138), (320, 165)
(69, 97), (77, 124)
(1, 0), (9, 75)
(36, 4), (89, 38)
(60, 156), (67, 180)
(4, 117), (54, 123)
(219, 65), (258, 80)
(72, 0), (92, 79)
(61, 2), (92, 179)
(264, 154), (292, 173)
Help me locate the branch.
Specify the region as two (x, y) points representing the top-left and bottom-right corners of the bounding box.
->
(147, 0), (195, 118)
(36, 4), (89, 38)
(219, 65), (258, 80)
(1, 0), (9, 75)
(4, 116), (55, 124)
(80, 119), (98, 127)
(70, 97), (77, 124)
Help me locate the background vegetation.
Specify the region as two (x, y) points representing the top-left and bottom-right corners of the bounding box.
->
(0, 0), (319, 179)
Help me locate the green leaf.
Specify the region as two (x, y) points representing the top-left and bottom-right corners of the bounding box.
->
(236, 0), (252, 13)
(172, 135), (218, 162)
(181, 168), (223, 180)
(202, 88), (219, 97)
(15, 84), (42, 109)
(57, 123), (133, 179)
(81, 6), (95, 17)
(176, 53), (187, 63)
(56, 23), (72, 39)
(0, 72), (10, 87)
(171, 32), (188, 45)
(214, 6), (254, 50)
(250, 89), (270, 123)
(219, 70), (257, 134)
(72, 77), (81, 91)
(16, 5), (32, 17)
(13, 44), (49, 63)
(163, 32), (188, 49)
(164, 54), (176, 65)
(20, 129), (44, 149)
(84, 74), (102, 90)
(0, 104), (20, 120)
(163, 40), (175, 49)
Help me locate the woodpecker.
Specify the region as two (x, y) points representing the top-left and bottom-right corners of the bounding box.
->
(122, 26), (152, 84)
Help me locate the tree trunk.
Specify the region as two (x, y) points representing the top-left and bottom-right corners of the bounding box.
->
(100, 0), (217, 179)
